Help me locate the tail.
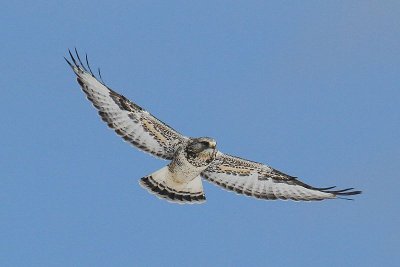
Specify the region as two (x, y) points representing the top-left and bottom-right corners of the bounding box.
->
(139, 166), (206, 204)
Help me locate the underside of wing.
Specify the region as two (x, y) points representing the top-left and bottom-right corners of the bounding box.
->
(202, 152), (361, 201)
(65, 49), (187, 160)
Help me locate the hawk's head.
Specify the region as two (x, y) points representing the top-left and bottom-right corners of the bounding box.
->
(185, 137), (217, 165)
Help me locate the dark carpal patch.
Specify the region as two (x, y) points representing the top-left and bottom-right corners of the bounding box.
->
(109, 90), (143, 112)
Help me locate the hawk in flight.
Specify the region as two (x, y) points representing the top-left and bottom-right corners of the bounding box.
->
(65, 49), (361, 204)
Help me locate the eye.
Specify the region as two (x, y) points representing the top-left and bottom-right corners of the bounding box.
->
(201, 141), (209, 146)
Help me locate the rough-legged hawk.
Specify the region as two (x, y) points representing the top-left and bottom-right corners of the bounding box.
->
(65, 49), (361, 204)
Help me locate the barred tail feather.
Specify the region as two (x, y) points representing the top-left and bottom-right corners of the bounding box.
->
(139, 167), (206, 204)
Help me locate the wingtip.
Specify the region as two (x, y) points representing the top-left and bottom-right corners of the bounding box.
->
(333, 189), (362, 201)
(66, 47), (104, 80)
(85, 53), (95, 77)
(312, 185), (362, 200)
(64, 56), (73, 68)
(74, 47), (88, 71)
(68, 49), (74, 62)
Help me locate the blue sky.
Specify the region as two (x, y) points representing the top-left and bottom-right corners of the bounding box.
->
(1, 1), (399, 266)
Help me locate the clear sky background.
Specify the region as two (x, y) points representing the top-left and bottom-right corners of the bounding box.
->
(1, 1), (399, 266)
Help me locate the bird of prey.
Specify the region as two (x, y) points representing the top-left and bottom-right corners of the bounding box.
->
(65, 49), (361, 204)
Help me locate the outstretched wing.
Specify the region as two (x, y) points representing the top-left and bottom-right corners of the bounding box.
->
(65, 49), (188, 160)
(202, 152), (361, 201)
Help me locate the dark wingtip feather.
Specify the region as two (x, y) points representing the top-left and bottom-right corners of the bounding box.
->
(337, 197), (355, 201)
(322, 187), (362, 200)
(85, 53), (95, 77)
(314, 186), (337, 191)
(68, 49), (78, 66)
(301, 180), (362, 198)
(98, 67), (105, 84)
(74, 48), (88, 71)
(66, 48), (106, 84)
(321, 187), (361, 195)
(64, 57), (73, 68)
(338, 190), (362, 196)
